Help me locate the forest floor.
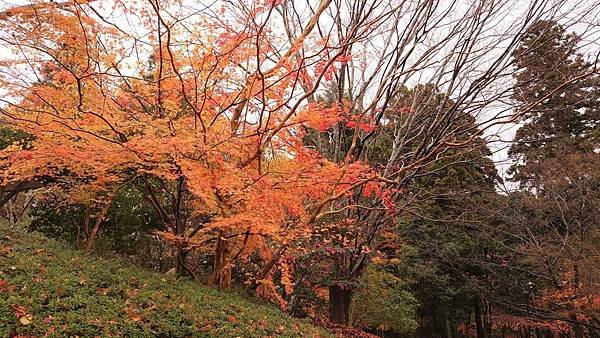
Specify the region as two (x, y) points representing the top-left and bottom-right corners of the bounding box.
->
(0, 224), (330, 337)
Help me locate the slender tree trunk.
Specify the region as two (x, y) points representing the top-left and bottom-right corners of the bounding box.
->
(485, 301), (492, 338)
(17, 193), (34, 223)
(76, 221), (82, 249)
(174, 217), (187, 277)
(328, 283), (353, 325)
(210, 229), (232, 290)
(466, 313), (471, 338)
(175, 245), (187, 276)
(445, 316), (453, 338)
(83, 203), (110, 251)
(6, 199), (14, 225)
(451, 321), (458, 338)
(474, 296), (485, 338)
(571, 263), (584, 338)
(173, 176), (188, 278)
(79, 207), (91, 249)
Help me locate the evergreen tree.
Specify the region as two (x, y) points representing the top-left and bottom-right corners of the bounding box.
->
(508, 20), (600, 186)
(503, 20), (600, 335)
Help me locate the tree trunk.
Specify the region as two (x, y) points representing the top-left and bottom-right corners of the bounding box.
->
(83, 203), (110, 251)
(175, 245), (189, 277)
(445, 316), (453, 338)
(79, 207), (91, 249)
(452, 320), (458, 338)
(474, 296), (485, 338)
(6, 199), (14, 225)
(466, 313), (471, 338)
(328, 283), (353, 325)
(210, 229), (232, 290)
(571, 263), (584, 338)
(484, 300), (492, 338)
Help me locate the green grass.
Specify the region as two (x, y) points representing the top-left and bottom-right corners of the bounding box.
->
(0, 225), (330, 337)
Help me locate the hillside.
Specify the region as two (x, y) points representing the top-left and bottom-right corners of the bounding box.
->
(0, 225), (329, 337)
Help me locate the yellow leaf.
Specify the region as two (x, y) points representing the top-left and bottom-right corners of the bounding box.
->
(19, 314), (32, 325)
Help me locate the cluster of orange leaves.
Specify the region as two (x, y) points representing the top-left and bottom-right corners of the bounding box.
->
(539, 271), (600, 321)
(0, 0), (384, 304)
(490, 313), (571, 333)
(486, 270), (600, 336)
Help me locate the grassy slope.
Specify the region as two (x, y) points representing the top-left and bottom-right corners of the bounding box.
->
(0, 225), (329, 337)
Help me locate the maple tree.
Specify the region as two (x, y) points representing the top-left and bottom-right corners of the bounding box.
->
(0, 0), (378, 292)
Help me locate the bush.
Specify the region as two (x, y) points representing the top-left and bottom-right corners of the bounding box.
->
(351, 267), (418, 335)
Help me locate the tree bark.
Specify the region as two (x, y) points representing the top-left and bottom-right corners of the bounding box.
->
(209, 229), (232, 290)
(328, 283), (353, 325)
(175, 245), (188, 277)
(83, 203), (110, 251)
(445, 316), (453, 338)
(474, 296), (485, 338)
(0, 180), (45, 209)
(465, 313), (471, 338)
(78, 207), (91, 249)
(484, 300), (492, 338)
(6, 198), (15, 225)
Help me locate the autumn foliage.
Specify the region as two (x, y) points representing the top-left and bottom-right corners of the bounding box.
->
(0, 0), (381, 294)
(1, 0), (599, 336)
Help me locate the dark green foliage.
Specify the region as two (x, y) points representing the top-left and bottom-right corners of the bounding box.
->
(0, 126), (31, 151)
(100, 183), (162, 254)
(509, 20), (600, 185)
(396, 214), (487, 334)
(388, 100), (504, 334)
(29, 202), (85, 244)
(30, 181), (162, 255)
(352, 267), (417, 334)
(0, 225), (330, 337)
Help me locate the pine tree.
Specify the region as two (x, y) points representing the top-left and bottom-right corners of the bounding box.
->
(505, 20), (600, 334)
(508, 20), (600, 186)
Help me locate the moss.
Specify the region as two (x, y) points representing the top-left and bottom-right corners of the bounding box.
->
(0, 225), (329, 337)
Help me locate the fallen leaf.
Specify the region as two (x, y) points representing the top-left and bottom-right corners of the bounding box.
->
(11, 304), (27, 317)
(19, 314), (32, 325)
(0, 279), (7, 292)
(1, 245), (12, 256)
